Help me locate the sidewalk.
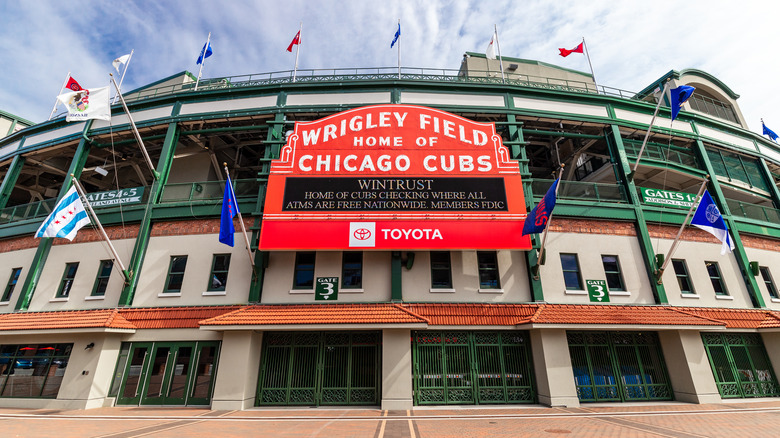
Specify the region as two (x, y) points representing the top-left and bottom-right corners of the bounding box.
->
(2, 399), (780, 437)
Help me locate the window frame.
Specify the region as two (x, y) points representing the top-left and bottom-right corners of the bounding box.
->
(207, 254), (231, 292)
(760, 266), (779, 299)
(56, 262), (79, 298)
(341, 251), (363, 289)
(672, 259), (695, 295)
(430, 251), (453, 289)
(292, 252), (316, 290)
(560, 253), (584, 291)
(91, 260), (114, 297)
(705, 261), (728, 296)
(163, 255), (188, 294)
(477, 251), (501, 289)
(1, 268), (22, 302)
(600, 254), (626, 291)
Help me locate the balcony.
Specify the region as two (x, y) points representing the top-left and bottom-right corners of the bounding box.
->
(532, 179), (627, 204)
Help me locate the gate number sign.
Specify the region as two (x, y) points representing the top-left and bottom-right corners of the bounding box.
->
(315, 277), (339, 301)
(586, 279), (610, 303)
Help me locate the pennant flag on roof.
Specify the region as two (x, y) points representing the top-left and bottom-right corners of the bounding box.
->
(390, 23), (401, 48)
(35, 186), (91, 241)
(112, 54), (131, 72)
(197, 41), (213, 65)
(691, 190), (734, 255)
(670, 85), (695, 120)
(559, 42), (583, 57)
(522, 179), (559, 235)
(287, 30), (301, 52)
(763, 120), (778, 142)
(486, 32), (497, 60)
(65, 76), (82, 92)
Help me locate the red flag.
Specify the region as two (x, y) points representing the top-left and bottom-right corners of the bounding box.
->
(287, 31), (301, 52)
(65, 76), (82, 92)
(558, 42), (584, 57)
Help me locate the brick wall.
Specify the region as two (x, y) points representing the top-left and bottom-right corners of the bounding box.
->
(550, 218), (637, 236)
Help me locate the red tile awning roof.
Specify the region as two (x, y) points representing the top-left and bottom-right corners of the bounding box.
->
(199, 304), (429, 326)
(677, 307), (780, 329)
(530, 304), (726, 327)
(402, 303), (538, 326)
(118, 305), (242, 329)
(0, 309), (135, 331)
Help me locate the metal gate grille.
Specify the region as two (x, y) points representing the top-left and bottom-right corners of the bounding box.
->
(257, 331), (381, 406)
(412, 331), (536, 405)
(702, 333), (780, 398)
(567, 331), (673, 402)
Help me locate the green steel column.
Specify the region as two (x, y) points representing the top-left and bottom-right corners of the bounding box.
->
(506, 115), (544, 302)
(391, 251), (403, 302)
(606, 124), (668, 304)
(757, 158), (780, 210)
(693, 139), (765, 308)
(118, 123), (179, 306)
(0, 154), (25, 210)
(15, 121), (93, 311)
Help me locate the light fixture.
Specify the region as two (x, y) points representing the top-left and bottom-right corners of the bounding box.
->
(85, 342), (95, 350)
(94, 166), (108, 176)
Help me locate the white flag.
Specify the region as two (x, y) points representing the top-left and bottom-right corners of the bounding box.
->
(486, 33), (497, 60)
(112, 54), (131, 72)
(57, 87), (111, 122)
(35, 186), (91, 241)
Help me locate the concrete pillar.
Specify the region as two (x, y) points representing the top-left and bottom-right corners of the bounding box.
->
(53, 334), (122, 409)
(211, 330), (263, 410)
(530, 328), (579, 407)
(381, 328), (413, 410)
(658, 330), (721, 404)
(760, 332), (780, 384)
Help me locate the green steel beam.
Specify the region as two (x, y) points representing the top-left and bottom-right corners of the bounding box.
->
(0, 154), (25, 210)
(118, 123), (180, 306)
(520, 129), (603, 140)
(15, 121), (94, 311)
(758, 158), (780, 210)
(607, 124), (668, 304)
(693, 138), (765, 308)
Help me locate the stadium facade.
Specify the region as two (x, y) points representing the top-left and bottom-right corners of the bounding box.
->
(1, 53), (780, 410)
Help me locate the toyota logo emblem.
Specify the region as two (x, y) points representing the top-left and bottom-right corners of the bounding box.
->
(353, 228), (372, 240)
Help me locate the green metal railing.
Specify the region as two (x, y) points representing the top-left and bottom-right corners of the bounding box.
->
(702, 333), (780, 398)
(532, 179), (627, 203)
(623, 140), (698, 168)
(159, 179), (260, 203)
(726, 198), (780, 224)
(0, 198), (56, 225)
(687, 94), (739, 124)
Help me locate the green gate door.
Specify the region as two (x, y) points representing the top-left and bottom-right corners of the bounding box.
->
(568, 331), (673, 402)
(702, 333), (780, 398)
(256, 331), (381, 406)
(412, 331), (536, 405)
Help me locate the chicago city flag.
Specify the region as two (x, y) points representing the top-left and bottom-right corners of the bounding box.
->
(57, 86), (111, 122)
(691, 190), (734, 255)
(35, 186), (90, 240)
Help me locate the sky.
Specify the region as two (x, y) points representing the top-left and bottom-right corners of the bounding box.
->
(1, 0), (779, 137)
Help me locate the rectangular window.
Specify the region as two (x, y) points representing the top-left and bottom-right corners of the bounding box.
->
(341, 252), (362, 289)
(601, 255), (626, 291)
(672, 259), (694, 294)
(91, 260), (113, 296)
(56, 263), (79, 298)
(430, 251), (453, 289)
(760, 267), (779, 299)
(2, 268), (21, 302)
(477, 251), (500, 289)
(164, 256), (188, 293)
(560, 253), (583, 290)
(0, 344), (73, 398)
(208, 254), (231, 291)
(705, 261), (728, 296)
(293, 252), (316, 289)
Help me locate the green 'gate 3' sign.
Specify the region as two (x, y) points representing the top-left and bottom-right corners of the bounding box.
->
(586, 279), (610, 303)
(315, 277), (339, 301)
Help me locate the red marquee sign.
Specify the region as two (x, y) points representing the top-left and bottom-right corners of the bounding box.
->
(258, 104), (531, 250)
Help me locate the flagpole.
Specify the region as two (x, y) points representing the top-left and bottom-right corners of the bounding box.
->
(536, 165), (564, 267)
(494, 24), (505, 83)
(655, 178), (709, 281)
(223, 163), (255, 268)
(630, 80), (670, 179)
(581, 37), (598, 93)
(397, 19), (401, 80)
(70, 175), (130, 282)
(293, 23), (302, 83)
(49, 71), (71, 121)
(110, 74), (159, 180)
(195, 32), (210, 91)
(113, 49), (134, 104)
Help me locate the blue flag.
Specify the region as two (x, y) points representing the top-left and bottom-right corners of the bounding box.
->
(391, 23), (401, 48)
(219, 175), (239, 246)
(763, 121), (778, 142)
(670, 85), (695, 121)
(690, 190), (734, 255)
(197, 41), (213, 65)
(522, 179), (559, 235)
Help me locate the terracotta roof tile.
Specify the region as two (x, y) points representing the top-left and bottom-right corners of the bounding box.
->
(531, 304), (725, 326)
(119, 306), (242, 329)
(0, 309), (135, 331)
(678, 307), (780, 329)
(402, 303), (539, 326)
(199, 304), (428, 326)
